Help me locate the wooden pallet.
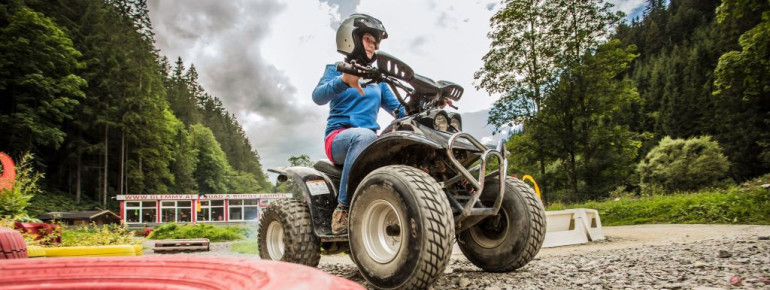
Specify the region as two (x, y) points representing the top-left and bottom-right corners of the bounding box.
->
(153, 238), (210, 253)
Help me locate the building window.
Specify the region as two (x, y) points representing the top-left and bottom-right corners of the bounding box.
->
(211, 200), (225, 222)
(195, 200), (225, 222)
(161, 201), (192, 223)
(126, 201), (157, 223)
(245, 199), (259, 220)
(228, 199), (259, 221)
(177, 201), (192, 222)
(229, 200), (243, 220)
(197, 200), (210, 222)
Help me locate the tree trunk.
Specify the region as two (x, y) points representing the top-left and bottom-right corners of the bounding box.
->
(76, 152), (81, 204)
(103, 124), (109, 208)
(119, 130), (124, 196)
(138, 156), (142, 194)
(568, 151), (578, 201)
(539, 154), (547, 205)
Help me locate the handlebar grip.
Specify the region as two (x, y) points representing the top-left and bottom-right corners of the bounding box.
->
(336, 61), (361, 76)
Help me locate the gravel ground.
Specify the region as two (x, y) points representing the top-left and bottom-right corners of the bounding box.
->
(142, 225), (770, 289)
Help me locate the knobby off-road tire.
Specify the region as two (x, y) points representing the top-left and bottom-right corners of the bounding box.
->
(349, 165), (454, 290)
(0, 227), (27, 259)
(258, 199), (321, 267)
(457, 177), (546, 272)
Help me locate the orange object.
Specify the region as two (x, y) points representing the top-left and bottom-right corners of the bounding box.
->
(0, 152), (16, 191)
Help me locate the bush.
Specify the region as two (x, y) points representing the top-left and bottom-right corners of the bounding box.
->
(58, 223), (138, 247)
(637, 136), (730, 193)
(547, 174), (770, 226)
(0, 153), (42, 219)
(147, 223), (249, 242)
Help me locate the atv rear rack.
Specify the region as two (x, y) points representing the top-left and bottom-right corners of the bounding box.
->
(443, 133), (506, 225)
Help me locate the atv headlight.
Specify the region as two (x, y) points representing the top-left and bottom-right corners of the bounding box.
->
(448, 113), (462, 131)
(434, 114), (449, 131)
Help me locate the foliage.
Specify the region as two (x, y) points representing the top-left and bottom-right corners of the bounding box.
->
(288, 154), (314, 167)
(713, 0), (770, 175)
(615, 0), (769, 180)
(548, 182), (770, 226)
(637, 136), (730, 193)
(26, 190), (101, 218)
(231, 238), (258, 254)
(0, 1), (87, 153)
(0, 0), (270, 212)
(0, 153), (42, 218)
(147, 223), (248, 242)
(58, 222), (138, 247)
(190, 124), (231, 194)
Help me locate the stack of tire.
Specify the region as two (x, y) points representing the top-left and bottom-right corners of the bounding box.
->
(0, 227), (27, 259)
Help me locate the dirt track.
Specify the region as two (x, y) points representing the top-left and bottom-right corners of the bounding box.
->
(142, 224), (770, 289)
(319, 224), (770, 289)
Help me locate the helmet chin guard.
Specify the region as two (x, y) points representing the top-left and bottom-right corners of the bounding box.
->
(336, 13), (387, 66)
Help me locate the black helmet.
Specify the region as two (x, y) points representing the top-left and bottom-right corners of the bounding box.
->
(336, 13), (388, 65)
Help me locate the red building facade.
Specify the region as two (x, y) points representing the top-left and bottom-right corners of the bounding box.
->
(116, 194), (293, 227)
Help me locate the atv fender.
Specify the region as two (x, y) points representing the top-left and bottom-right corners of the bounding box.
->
(267, 167), (339, 237)
(345, 131), (446, 206)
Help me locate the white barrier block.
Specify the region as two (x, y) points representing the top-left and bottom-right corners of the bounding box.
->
(542, 210), (589, 248)
(576, 208), (605, 241)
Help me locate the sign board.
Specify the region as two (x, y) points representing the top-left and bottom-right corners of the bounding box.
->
(116, 193), (293, 201)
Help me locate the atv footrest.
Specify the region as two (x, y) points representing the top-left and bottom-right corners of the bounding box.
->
(318, 234), (348, 242)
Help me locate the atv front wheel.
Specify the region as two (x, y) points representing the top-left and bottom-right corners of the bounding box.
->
(349, 165), (454, 289)
(457, 177), (546, 272)
(258, 199), (321, 267)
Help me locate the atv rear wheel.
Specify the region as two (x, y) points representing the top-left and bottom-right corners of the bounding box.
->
(457, 177), (546, 272)
(258, 199), (321, 267)
(349, 165), (454, 289)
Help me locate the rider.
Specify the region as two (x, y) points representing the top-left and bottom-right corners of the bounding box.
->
(312, 14), (405, 235)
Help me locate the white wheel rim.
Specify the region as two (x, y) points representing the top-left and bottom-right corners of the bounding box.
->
(361, 199), (403, 263)
(469, 207), (509, 249)
(266, 221), (285, 260)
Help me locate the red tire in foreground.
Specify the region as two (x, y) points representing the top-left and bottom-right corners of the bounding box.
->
(0, 227), (27, 259)
(0, 256), (363, 290)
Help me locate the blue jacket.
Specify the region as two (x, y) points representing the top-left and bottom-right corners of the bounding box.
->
(312, 64), (406, 137)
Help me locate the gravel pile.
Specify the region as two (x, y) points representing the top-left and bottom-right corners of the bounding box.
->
(319, 235), (770, 289)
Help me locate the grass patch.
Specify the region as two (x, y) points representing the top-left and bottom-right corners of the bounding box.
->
(231, 239), (258, 254)
(148, 223), (249, 242)
(547, 184), (770, 226)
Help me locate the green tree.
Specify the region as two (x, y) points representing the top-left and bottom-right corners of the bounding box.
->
(190, 124), (230, 194)
(713, 0), (770, 176)
(288, 154), (314, 167)
(170, 121), (198, 194)
(538, 40), (640, 201)
(0, 1), (86, 154)
(475, 0), (562, 202)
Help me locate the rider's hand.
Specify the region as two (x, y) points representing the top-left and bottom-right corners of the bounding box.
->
(342, 73), (364, 96)
(440, 99), (454, 109)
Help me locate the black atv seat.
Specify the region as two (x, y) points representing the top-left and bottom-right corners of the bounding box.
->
(313, 160), (342, 178)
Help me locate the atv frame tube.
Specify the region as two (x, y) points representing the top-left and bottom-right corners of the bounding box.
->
(346, 131), (507, 230)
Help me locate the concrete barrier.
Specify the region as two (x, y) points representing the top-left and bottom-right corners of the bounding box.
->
(542, 208), (604, 248)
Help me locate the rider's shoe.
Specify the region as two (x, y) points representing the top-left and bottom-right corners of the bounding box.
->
(331, 205), (348, 235)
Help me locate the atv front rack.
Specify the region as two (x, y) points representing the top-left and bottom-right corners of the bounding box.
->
(444, 133), (507, 225)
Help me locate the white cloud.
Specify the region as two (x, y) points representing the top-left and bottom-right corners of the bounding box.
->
(149, 0), (648, 181)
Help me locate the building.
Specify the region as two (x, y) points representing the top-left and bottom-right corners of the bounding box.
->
(115, 194), (293, 229)
(38, 210), (121, 226)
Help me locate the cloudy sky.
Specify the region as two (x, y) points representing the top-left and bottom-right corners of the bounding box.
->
(147, 0), (647, 179)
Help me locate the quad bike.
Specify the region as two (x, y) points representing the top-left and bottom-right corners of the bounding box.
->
(258, 52), (546, 289)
